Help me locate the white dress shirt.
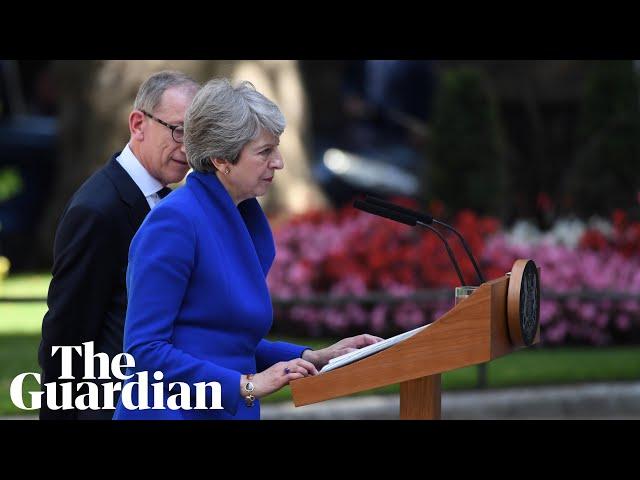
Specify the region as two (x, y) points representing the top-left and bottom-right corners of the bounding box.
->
(116, 144), (164, 209)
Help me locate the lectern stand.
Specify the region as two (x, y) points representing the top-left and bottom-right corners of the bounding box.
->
(290, 259), (541, 419)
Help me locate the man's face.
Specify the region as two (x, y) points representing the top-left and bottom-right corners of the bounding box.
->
(138, 87), (195, 185)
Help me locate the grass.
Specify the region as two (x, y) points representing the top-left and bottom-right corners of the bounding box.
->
(0, 273), (49, 334)
(0, 334), (41, 415)
(0, 273), (51, 298)
(1, 273), (640, 415)
(0, 303), (48, 333)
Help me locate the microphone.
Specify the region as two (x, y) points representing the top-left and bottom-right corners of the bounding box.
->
(353, 199), (417, 227)
(365, 195), (486, 284)
(353, 199), (466, 285)
(365, 195), (434, 225)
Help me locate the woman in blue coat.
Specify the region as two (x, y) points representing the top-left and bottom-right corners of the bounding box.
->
(113, 79), (381, 419)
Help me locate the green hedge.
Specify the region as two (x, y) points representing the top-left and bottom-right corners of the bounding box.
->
(568, 60), (640, 216)
(427, 67), (507, 217)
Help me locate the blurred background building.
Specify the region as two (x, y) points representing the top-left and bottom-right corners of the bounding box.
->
(1, 60), (640, 273)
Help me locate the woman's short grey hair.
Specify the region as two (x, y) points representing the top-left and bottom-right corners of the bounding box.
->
(184, 78), (286, 172)
(134, 70), (200, 113)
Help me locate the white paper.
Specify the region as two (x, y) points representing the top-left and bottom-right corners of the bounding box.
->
(319, 324), (429, 373)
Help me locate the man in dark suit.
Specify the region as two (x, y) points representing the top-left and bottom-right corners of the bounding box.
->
(38, 70), (200, 419)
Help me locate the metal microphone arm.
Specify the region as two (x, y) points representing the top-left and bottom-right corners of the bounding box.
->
(365, 195), (486, 284)
(431, 219), (485, 284)
(418, 222), (467, 286)
(354, 200), (467, 286)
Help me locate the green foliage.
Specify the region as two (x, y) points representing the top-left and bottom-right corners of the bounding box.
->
(0, 167), (23, 203)
(568, 60), (640, 216)
(428, 67), (507, 216)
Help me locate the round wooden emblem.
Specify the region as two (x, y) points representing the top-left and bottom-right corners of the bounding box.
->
(507, 259), (540, 347)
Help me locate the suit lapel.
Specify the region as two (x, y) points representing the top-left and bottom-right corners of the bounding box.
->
(103, 154), (151, 230)
(128, 196), (151, 231)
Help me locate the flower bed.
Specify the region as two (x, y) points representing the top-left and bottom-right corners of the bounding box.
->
(268, 204), (640, 345)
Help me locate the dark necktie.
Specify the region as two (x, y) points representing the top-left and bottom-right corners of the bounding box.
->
(157, 187), (172, 199)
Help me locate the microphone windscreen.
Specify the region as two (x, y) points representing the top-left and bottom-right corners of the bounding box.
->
(353, 199), (417, 227)
(365, 195), (433, 224)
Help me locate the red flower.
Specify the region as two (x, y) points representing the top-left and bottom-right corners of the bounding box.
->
(612, 209), (627, 232)
(579, 230), (608, 251)
(536, 192), (553, 213)
(429, 199), (445, 219)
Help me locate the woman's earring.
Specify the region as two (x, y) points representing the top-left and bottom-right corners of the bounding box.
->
(224, 167), (230, 175)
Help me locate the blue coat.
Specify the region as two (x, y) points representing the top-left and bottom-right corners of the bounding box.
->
(113, 171), (308, 420)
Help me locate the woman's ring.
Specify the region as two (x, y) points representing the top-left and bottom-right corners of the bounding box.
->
(284, 367), (291, 374)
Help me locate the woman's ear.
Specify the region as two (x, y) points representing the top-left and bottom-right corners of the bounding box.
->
(211, 157), (229, 174)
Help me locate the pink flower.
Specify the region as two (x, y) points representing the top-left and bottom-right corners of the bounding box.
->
(615, 314), (631, 331)
(268, 203), (640, 346)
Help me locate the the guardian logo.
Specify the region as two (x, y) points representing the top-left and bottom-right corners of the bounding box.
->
(11, 342), (223, 411)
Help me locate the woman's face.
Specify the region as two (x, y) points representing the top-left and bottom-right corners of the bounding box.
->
(225, 129), (284, 204)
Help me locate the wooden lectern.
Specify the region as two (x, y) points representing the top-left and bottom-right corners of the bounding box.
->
(289, 259), (541, 419)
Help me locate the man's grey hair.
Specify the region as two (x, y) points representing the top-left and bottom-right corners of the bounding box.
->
(134, 70), (200, 113)
(184, 78), (286, 172)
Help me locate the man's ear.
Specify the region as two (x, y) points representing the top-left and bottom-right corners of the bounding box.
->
(129, 110), (146, 141)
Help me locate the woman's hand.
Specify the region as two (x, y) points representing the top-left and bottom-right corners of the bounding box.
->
(302, 334), (384, 369)
(241, 358), (318, 399)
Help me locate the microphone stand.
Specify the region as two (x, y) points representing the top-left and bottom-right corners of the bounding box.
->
(355, 198), (489, 388)
(366, 196), (486, 284)
(353, 199), (467, 286)
(418, 222), (467, 287)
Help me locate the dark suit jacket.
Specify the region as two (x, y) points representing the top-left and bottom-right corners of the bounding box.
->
(38, 154), (150, 420)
